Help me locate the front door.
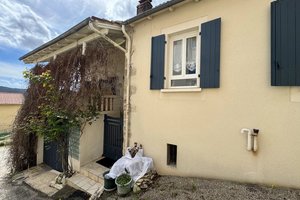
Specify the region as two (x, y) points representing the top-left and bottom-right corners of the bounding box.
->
(103, 115), (123, 161)
(44, 140), (63, 172)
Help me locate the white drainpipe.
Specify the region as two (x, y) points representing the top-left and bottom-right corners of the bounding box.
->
(122, 25), (132, 150)
(241, 128), (260, 152)
(241, 128), (252, 151)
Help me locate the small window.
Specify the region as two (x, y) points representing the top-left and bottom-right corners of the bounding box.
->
(168, 30), (200, 88)
(167, 144), (177, 166)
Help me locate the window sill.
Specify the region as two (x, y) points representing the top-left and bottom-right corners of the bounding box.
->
(161, 88), (202, 93)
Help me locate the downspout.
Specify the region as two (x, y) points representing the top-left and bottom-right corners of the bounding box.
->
(122, 25), (131, 150)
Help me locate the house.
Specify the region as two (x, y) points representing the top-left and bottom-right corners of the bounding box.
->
(0, 92), (24, 133)
(20, 0), (300, 189)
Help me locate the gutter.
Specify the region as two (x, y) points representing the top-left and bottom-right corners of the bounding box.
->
(19, 16), (121, 61)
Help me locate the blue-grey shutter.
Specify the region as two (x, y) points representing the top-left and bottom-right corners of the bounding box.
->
(150, 34), (165, 90)
(271, 0), (299, 86)
(200, 18), (221, 88)
(296, 0), (300, 85)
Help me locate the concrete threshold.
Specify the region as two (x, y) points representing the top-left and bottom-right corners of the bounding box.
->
(67, 161), (108, 198)
(22, 164), (61, 197)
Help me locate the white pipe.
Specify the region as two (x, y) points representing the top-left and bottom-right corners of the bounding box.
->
(122, 25), (131, 150)
(89, 21), (126, 53)
(253, 136), (258, 152)
(241, 128), (252, 151)
(82, 42), (86, 55)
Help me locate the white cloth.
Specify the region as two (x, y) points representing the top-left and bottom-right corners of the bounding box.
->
(106, 148), (154, 182)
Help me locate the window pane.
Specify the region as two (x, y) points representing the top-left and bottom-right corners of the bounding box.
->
(171, 78), (197, 87)
(173, 40), (182, 75)
(186, 37), (196, 74)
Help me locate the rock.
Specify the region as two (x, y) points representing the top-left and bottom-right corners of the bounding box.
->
(61, 176), (66, 185)
(133, 184), (141, 193)
(140, 184), (148, 189)
(136, 182), (142, 186)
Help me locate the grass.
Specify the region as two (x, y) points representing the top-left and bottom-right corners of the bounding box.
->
(0, 132), (11, 146)
(0, 132), (11, 141)
(0, 132), (11, 137)
(116, 174), (131, 186)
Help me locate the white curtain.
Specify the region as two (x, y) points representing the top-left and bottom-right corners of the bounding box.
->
(186, 37), (196, 74)
(173, 40), (182, 75)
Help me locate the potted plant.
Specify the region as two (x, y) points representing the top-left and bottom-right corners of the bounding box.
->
(103, 171), (116, 191)
(115, 173), (132, 196)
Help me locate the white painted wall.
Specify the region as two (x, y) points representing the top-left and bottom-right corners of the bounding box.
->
(80, 116), (105, 166)
(36, 136), (44, 165)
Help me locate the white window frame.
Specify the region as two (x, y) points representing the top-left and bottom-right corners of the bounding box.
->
(167, 29), (200, 89)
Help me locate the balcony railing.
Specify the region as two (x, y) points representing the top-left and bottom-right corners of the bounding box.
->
(100, 95), (121, 114)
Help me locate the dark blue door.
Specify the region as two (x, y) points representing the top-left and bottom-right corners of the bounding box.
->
(103, 115), (123, 161)
(44, 140), (63, 172)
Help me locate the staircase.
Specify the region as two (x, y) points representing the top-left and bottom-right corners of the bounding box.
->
(67, 162), (109, 196)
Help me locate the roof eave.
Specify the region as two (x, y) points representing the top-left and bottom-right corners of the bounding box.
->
(19, 16), (122, 62)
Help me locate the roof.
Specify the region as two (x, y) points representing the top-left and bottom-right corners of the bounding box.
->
(123, 0), (185, 25)
(20, 16), (122, 63)
(0, 93), (24, 105)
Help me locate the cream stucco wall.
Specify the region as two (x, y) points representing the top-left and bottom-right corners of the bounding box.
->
(36, 136), (44, 165)
(0, 104), (21, 132)
(80, 116), (105, 166)
(129, 0), (300, 188)
(80, 112), (121, 167)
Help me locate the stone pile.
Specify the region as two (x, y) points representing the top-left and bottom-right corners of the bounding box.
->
(133, 170), (159, 193)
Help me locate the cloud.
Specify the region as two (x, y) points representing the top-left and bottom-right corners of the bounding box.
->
(0, 0), (57, 50)
(0, 61), (28, 88)
(0, 0), (168, 51)
(0, 61), (28, 79)
(0, 0), (168, 89)
(101, 0), (168, 20)
(0, 76), (27, 89)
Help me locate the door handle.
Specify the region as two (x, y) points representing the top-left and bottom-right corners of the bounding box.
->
(276, 62), (280, 69)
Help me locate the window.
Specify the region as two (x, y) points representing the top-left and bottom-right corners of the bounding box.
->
(150, 18), (221, 90)
(167, 144), (177, 166)
(168, 30), (200, 88)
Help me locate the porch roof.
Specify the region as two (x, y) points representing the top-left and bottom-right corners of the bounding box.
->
(20, 16), (124, 64)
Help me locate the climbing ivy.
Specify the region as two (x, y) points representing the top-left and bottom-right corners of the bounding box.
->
(10, 41), (124, 174)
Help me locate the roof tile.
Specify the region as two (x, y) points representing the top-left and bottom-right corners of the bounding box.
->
(0, 92), (24, 105)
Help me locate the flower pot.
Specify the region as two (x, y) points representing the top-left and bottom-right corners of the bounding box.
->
(115, 174), (132, 196)
(103, 171), (116, 191)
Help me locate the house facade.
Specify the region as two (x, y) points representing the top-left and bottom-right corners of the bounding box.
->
(20, 0), (300, 189)
(0, 92), (23, 132)
(125, 0), (300, 188)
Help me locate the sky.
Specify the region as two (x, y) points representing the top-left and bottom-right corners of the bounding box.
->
(0, 0), (167, 89)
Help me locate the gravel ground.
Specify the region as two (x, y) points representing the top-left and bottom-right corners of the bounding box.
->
(0, 146), (51, 200)
(100, 176), (300, 200)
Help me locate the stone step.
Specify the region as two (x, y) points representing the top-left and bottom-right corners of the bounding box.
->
(67, 173), (104, 196)
(80, 162), (109, 183)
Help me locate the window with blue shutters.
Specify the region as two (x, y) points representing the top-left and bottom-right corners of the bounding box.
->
(168, 29), (200, 88)
(150, 18), (221, 90)
(271, 0), (300, 86)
